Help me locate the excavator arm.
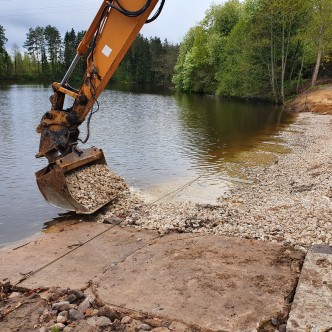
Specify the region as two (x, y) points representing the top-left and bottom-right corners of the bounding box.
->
(36, 0), (163, 162)
(35, 0), (164, 213)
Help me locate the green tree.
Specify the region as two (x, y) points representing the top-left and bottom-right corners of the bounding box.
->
(306, 0), (332, 86)
(24, 26), (48, 75)
(172, 27), (196, 91)
(130, 34), (150, 83)
(245, 0), (310, 103)
(44, 25), (62, 77)
(63, 29), (77, 69)
(173, 0), (242, 94)
(0, 25), (7, 54)
(0, 25), (12, 79)
(149, 36), (163, 84)
(11, 44), (22, 76)
(159, 39), (179, 86)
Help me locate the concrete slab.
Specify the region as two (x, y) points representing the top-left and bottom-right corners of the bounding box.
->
(0, 222), (158, 289)
(0, 221), (109, 285)
(0, 223), (304, 331)
(287, 245), (332, 332)
(97, 233), (303, 331)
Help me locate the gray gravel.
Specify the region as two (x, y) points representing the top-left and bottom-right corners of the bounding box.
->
(99, 113), (332, 250)
(65, 164), (128, 211)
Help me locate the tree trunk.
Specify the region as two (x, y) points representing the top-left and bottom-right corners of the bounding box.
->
(311, 25), (324, 87)
(297, 50), (305, 93)
(269, 19), (278, 103)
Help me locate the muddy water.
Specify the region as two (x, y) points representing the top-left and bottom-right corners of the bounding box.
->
(0, 84), (294, 247)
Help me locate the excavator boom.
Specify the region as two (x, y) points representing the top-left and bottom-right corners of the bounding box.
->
(36, 0), (164, 213)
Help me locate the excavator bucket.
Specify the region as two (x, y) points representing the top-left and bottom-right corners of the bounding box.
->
(36, 147), (112, 214)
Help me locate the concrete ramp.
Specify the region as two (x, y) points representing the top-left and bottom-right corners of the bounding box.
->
(96, 233), (303, 331)
(0, 222), (304, 331)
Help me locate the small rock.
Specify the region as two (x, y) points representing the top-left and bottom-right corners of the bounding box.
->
(68, 289), (85, 299)
(39, 309), (53, 324)
(47, 288), (67, 302)
(52, 301), (70, 311)
(63, 327), (74, 332)
(145, 319), (162, 328)
(152, 328), (170, 332)
(78, 295), (95, 314)
(66, 293), (77, 303)
(271, 317), (278, 326)
(68, 308), (84, 321)
(39, 327), (47, 332)
(57, 314), (68, 324)
(87, 316), (112, 327)
(104, 216), (122, 224)
(137, 323), (152, 331)
(279, 324), (287, 332)
(121, 315), (132, 324)
(97, 305), (119, 321)
(58, 311), (69, 318)
(85, 308), (94, 317)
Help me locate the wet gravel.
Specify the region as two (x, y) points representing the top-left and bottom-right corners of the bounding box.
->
(97, 113), (332, 250)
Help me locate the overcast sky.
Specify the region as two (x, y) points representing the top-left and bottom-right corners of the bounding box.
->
(1, 0), (215, 52)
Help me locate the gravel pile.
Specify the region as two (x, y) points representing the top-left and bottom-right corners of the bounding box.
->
(98, 113), (331, 250)
(65, 164), (128, 211)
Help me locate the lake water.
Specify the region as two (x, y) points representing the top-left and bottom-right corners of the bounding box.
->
(0, 84), (293, 247)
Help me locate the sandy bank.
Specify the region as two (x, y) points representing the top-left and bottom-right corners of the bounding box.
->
(287, 84), (332, 115)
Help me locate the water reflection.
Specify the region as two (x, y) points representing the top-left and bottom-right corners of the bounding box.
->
(175, 94), (292, 171)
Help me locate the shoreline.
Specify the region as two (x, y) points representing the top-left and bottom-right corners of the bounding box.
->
(89, 111), (331, 251)
(1, 111), (331, 252)
(1, 96), (331, 331)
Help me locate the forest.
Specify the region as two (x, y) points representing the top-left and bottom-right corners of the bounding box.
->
(173, 0), (332, 103)
(0, 25), (178, 87)
(1, 0), (332, 103)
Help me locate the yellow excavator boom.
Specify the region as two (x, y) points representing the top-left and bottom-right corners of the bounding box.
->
(36, 0), (164, 213)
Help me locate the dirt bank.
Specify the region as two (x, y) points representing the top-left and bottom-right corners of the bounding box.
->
(286, 84), (332, 115)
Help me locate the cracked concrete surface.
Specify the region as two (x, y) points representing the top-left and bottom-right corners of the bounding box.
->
(287, 245), (332, 332)
(0, 222), (304, 331)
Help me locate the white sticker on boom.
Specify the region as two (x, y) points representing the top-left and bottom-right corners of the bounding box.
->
(102, 45), (112, 57)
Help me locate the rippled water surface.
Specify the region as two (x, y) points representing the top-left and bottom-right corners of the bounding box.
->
(0, 84), (293, 247)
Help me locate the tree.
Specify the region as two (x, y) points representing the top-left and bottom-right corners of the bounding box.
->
(44, 25), (62, 77)
(63, 29), (77, 70)
(0, 25), (7, 54)
(306, 0), (332, 86)
(172, 27), (196, 91)
(149, 36), (163, 84)
(173, 0), (242, 94)
(24, 26), (48, 75)
(0, 25), (12, 79)
(11, 44), (22, 75)
(237, 0), (310, 103)
(159, 39), (179, 86)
